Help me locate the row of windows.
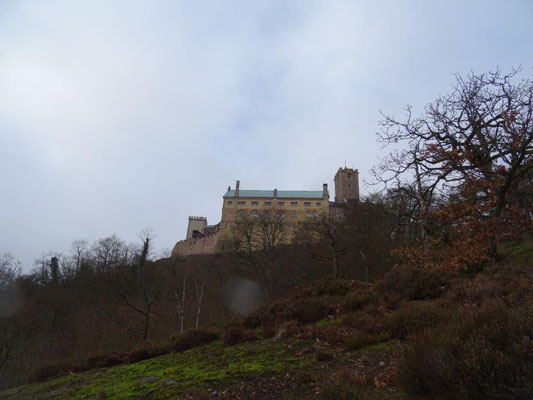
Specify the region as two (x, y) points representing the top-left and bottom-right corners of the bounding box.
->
(227, 200), (322, 207)
(236, 210), (318, 218)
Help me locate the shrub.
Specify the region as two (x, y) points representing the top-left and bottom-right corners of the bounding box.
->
(377, 265), (451, 301)
(388, 301), (452, 340)
(341, 290), (378, 312)
(319, 369), (381, 400)
(342, 311), (389, 334)
(309, 325), (347, 345)
(241, 314), (262, 329)
(167, 329), (219, 352)
(398, 303), (533, 399)
(274, 319), (301, 340)
(344, 331), (391, 351)
(27, 362), (72, 383)
(315, 350), (334, 362)
(281, 297), (332, 324)
(84, 352), (127, 370)
(222, 326), (257, 346)
(128, 344), (166, 363)
(311, 278), (352, 297)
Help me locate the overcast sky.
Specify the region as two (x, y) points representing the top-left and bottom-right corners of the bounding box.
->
(1, 0), (532, 270)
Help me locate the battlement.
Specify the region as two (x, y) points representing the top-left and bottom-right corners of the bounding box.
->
(189, 216), (207, 221)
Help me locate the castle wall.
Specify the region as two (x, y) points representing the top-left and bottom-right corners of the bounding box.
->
(171, 234), (222, 257)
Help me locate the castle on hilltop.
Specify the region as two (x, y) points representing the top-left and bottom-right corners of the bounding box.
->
(171, 167), (359, 257)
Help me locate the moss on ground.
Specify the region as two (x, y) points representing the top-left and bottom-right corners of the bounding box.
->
(314, 317), (343, 328)
(1, 340), (313, 400)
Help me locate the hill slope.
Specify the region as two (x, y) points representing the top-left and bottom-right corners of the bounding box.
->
(0, 337), (401, 399)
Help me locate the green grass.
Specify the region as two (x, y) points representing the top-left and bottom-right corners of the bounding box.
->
(500, 236), (533, 262)
(1, 340), (313, 400)
(314, 317), (343, 328)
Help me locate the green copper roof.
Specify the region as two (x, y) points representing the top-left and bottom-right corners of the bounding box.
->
(223, 189), (325, 199)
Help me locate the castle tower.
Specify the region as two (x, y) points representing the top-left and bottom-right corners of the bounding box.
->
(334, 167), (359, 202)
(186, 216), (207, 239)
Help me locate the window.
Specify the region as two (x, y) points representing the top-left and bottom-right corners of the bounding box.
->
(251, 210), (259, 218)
(251, 201), (259, 206)
(238, 200), (246, 206)
(347, 173), (352, 179)
(347, 184), (352, 189)
(316, 202), (322, 207)
(277, 210), (285, 218)
(306, 210), (317, 218)
(290, 201), (298, 206)
(227, 200), (233, 205)
(304, 201), (311, 207)
(264, 201), (271, 206)
(292, 211), (297, 218)
(237, 210), (246, 217)
(277, 201), (285, 206)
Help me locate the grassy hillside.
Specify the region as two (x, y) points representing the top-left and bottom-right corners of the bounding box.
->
(2, 240), (532, 400)
(0, 338), (402, 399)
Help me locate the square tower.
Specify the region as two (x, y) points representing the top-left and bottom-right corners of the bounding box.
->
(334, 167), (359, 202)
(186, 216), (207, 239)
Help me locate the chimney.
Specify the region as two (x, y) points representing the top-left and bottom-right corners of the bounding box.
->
(323, 183), (328, 199)
(235, 180), (240, 197)
(273, 188), (278, 198)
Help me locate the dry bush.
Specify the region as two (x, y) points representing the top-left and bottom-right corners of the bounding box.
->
(399, 302), (533, 399)
(344, 331), (391, 351)
(282, 297), (333, 324)
(166, 329), (219, 352)
(319, 368), (382, 400)
(341, 290), (378, 312)
(387, 300), (452, 340)
(446, 269), (533, 308)
(84, 352), (127, 370)
(303, 278), (352, 297)
(222, 326), (257, 346)
(342, 310), (389, 334)
(127, 344), (167, 363)
(27, 362), (72, 383)
(376, 265), (451, 301)
(315, 350), (334, 362)
(273, 319), (301, 340)
(309, 325), (347, 345)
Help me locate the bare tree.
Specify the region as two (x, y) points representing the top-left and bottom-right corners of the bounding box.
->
(194, 280), (204, 329)
(294, 215), (349, 279)
(231, 208), (289, 296)
(97, 230), (166, 340)
(71, 240), (89, 274)
(374, 68), (533, 256)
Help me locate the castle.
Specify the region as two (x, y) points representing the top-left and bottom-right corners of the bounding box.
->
(171, 167), (359, 256)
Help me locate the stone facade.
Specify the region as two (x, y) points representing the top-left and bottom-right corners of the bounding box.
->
(171, 167), (359, 257)
(334, 167), (359, 202)
(186, 216), (208, 239)
(218, 181), (330, 230)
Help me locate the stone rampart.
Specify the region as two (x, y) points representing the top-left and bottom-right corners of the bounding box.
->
(171, 234), (221, 257)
